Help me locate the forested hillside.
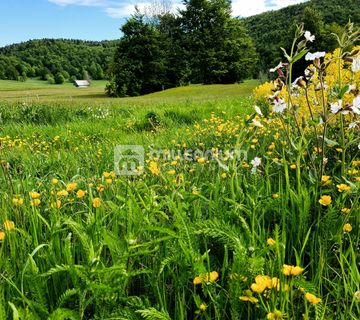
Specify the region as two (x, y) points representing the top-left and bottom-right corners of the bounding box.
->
(0, 39), (118, 82)
(0, 0), (359, 85)
(245, 0), (360, 72)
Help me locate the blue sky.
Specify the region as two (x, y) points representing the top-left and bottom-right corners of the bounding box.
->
(0, 0), (307, 47)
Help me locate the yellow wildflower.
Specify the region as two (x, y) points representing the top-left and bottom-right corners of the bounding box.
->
(29, 191), (40, 199)
(282, 264), (304, 276)
(76, 190), (86, 198)
(57, 190), (69, 197)
(319, 195), (332, 206)
(92, 198), (102, 208)
(337, 184), (351, 192)
(267, 310), (284, 319)
(0, 231), (5, 241)
(197, 157), (206, 164)
(66, 182), (78, 192)
(102, 171), (111, 178)
(267, 238), (276, 246)
(290, 164), (297, 169)
(167, 170), (176, 175)
(51, 178), (59, 184)
(30, 199), (41, 207)
(149, 161), (160, 175)
(341, 208), (350, 214)
(321, 176), (331, 185)
(343, 223), (352, 233)
(4, 220), (15, 231)
(305, 293), (321, 305)
(12, 198), (24, 206)
(199, 303), (207, 312)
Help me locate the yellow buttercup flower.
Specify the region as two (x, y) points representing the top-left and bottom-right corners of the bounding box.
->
(0, 231), (5, 241)
(66, 182), (78, 192)
(321, 175), (331, 185)
(193, 271), (219, 285)
(341, 208), (350, 214)
(12, 198), (24, 206)
(337, 184), (351, 192)
(29, 191), (40, 199)
(197, 157), (206, 164)
(4, 220), (15, 231)
(193, 276), (202, 285)
(305, 293), (321, 305)
(267, 310), (284, 319)
(267, 238), (276, 246)
(105, 178), (113, 184)
(148, 161), (160, 175)
(92, 198), (102, 208)
(290, 164), (297, 169)
(57, 190), (69, 197)
(343, 223), (352, 233)
(167, 170), (176, 175)
(51, 178), (59, 184)
(282, 264), (304, 276)
(199, 303), (207, 312)
(272, 194), (279, 199)
(319, 195), (332, 206)
(30, 199), (41, 207)
(76, 190), (86, 198)
(102, 171), (111, 178)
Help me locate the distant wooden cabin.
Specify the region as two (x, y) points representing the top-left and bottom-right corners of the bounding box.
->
(74, 80), (90, 88)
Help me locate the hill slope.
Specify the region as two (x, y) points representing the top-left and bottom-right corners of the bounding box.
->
(244, 0), (360, 71)
(0, 39), (118, 81)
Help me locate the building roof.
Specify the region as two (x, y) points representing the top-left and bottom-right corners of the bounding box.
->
(74, 80), (90, 87)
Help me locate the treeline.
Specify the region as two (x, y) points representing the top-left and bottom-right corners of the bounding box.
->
(106, 0), (259, 97)
(1, 0), (359, 92)
(0, 39), (118, 82)
(244, 0), (360, 73)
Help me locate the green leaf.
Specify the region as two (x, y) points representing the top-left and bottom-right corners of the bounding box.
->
(292, 49), (309, 64)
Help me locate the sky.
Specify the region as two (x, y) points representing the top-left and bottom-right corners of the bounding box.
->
(0, 0), (308, 47)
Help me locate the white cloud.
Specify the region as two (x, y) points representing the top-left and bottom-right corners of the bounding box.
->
(105, 3), (151, 18)
(49, 0), (308, 18)
(232, 0), (308, 17)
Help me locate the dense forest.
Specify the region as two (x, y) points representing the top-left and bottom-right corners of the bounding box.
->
(0, 0), (359, 92)
(244, 0), (360, 72)
(106, 0), (258, 96)
(0, 39), (118, 82)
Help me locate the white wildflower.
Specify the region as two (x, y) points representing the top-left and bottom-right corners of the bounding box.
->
(304, 31), (315, 42)
(252, 119), (264, 128)
(349, 122), (358, 129)
(251, 157), (261, 168)
(330, 100), (350, 115)
(305, 52), (326, 61)
(254, 105), (263, 116)
(351, 96), (360, 114)
(273, 99), (287, 114)
(352, 56), (360, 72)
(269, 62), (283, 73)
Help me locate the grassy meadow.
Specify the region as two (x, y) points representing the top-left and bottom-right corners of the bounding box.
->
(0, 67), (359, 320)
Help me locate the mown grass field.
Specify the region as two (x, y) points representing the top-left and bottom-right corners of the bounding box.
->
(0, 73), (359, 320)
